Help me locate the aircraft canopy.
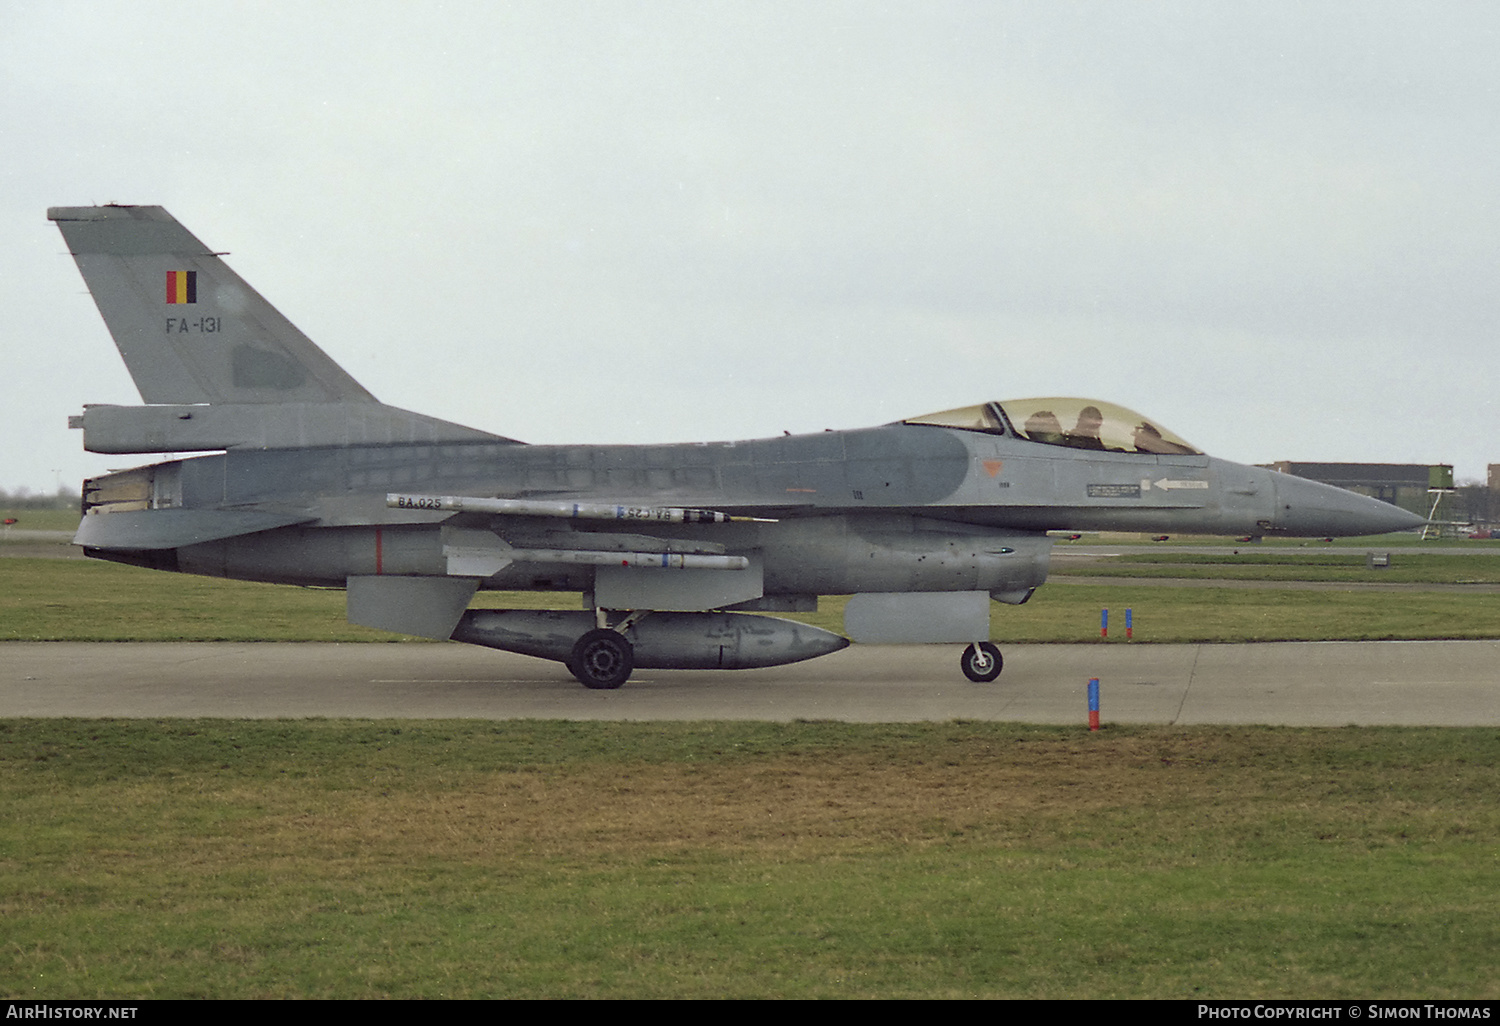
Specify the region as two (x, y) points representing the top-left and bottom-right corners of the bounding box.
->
(904, 398), (1201, 455)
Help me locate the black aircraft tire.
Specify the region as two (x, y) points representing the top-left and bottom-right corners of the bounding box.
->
(568, 629), (635, 690)
(960, 642), (1003, 683)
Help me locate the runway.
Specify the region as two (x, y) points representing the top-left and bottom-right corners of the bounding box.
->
(4, 639), (1498, 724)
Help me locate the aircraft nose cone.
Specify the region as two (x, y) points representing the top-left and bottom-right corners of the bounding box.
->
(1271, 473), (1427, 537)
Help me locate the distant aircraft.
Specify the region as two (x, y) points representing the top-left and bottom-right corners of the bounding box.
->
(49, 205), (1426, 688)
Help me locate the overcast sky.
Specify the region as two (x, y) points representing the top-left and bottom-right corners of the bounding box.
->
(3, 0), (1498, 494)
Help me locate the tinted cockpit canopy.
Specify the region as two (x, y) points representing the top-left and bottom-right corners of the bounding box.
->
(903, 398), (1201, 455)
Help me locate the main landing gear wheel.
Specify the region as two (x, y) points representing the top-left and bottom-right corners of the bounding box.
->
(568, 629), (635, 690)
(960, 642), (1003, 682)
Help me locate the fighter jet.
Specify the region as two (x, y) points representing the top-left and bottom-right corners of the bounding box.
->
(49, 205), (1426, 688)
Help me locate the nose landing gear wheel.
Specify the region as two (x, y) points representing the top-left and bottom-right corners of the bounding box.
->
(568, 629), (635, 689)
(960, 642), (1003, 682)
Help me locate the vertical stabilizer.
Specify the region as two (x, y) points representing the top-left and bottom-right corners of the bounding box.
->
(49, 205), (378, 405)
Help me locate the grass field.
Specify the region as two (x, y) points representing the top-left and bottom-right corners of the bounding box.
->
(0, 508), (79, 532)
(1054, 549), (1500, 584)
(3, 719), (1497, 999)
(4, 545), (1498, 998)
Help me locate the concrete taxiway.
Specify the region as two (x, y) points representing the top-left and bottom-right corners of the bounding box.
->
(3, 640), (1497, 724)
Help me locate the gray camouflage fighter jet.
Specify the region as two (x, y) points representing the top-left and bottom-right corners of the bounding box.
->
(49, 205), (1426, 688)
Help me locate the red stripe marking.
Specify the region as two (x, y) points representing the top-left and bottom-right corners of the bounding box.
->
(375, 528), (383, 575)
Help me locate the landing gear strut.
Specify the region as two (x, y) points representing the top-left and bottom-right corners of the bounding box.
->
(568, 628), (634, 689)
(960, 641), (1003, 682)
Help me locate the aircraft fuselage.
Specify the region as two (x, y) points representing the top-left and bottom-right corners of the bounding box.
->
(82, 422), (1411, 599)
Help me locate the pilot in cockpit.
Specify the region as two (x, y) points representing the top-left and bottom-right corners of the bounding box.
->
(1023, 410), (1064, 444)
(1064, 406), (1107, 450)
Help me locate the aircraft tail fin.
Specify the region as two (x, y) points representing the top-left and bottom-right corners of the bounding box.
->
(49, 205), (378, 405)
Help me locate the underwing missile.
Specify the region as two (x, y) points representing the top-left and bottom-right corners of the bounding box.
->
(389, 493), (776, 524)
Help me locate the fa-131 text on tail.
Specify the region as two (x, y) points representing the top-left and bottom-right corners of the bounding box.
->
(50, 205), (1425, 688)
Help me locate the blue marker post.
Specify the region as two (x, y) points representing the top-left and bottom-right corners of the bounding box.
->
(1125, 607), (1133, 641)
(1100, 607), (1108, 640)
(1088, 677), (1100, 731)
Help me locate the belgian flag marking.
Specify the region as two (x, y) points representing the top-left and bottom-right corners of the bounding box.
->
(166, 270), (197, 304)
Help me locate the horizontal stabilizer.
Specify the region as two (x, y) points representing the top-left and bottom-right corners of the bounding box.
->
(73, 508), (315, 550)
(75, 402), (509, 453)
